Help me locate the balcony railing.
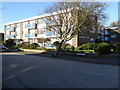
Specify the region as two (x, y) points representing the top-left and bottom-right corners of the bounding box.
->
(6, 27), (15, 31)
(6, 28), (11, 31)
(25, 24), (32, 28)
(45, 43), (54, 48)
(25, 23), (36, 29)
(25, 34), (31, 37)
(46, 32), (55, 36)
(6, 35), (11, 38)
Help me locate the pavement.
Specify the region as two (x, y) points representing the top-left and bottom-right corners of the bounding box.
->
(2, 53), (119, 88)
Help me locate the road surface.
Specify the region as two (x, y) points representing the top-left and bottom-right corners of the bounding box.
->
(2, 53), (119, 88)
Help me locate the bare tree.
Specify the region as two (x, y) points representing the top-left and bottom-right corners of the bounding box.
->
(41, 1), (107, 56)
(110, 21), (119, 27)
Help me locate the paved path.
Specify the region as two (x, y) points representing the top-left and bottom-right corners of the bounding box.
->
(2, 54), (119, 88)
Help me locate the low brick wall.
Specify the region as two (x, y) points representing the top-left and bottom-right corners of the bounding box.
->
(20, 49), (46, 53)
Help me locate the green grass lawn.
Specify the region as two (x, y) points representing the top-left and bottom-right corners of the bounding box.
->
(74, 50), (95, 54)
(51, 49), (95, 54)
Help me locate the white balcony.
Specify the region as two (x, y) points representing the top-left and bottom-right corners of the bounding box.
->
(25, 23), (36, 29)
(6, 27), (15, 31)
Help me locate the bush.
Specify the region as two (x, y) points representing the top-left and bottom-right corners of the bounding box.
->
(93, 43), (99, 52)
(61, 43), (70, 50)
(29, 43), (37, 49)
(109, 43), (116, 52)
(53, 41), (60, 48)
(4, 39), (16, 48)
(76, 43), (94, 50)
(95, 43), (111, 55)
(76, 46), (83, 50)
(95, 39), (102, 43)
(32, 43), (38, 46)
(16, 43), (22, 48)
(115, 42), (120, 53)
(66, 45), (75, 51)
(21, 42), (30, 49)
(10, 46), (20, 49)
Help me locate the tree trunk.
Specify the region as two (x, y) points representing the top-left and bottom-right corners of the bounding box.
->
(54, 40), (64, 56)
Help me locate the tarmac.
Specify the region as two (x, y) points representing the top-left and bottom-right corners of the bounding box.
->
(1, 50), (120, 65)
(2, 54), (119, 88)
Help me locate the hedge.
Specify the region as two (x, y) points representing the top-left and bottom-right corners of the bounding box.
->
(29, 43), (37, 49)
(76, 43), (94, 50)
(53, 41), (60, 48)
(115, 42), (120, 53)
(66, 45), (75, 51)
(95, 43), (111, 55)
(61, 43), (70, 50)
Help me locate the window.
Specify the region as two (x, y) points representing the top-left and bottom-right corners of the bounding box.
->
(16, 24), (20, 28)
(25, 34), (31, 37)
(46, 20), (51, 25)
(105, 31), (110, 34)
(16, 31), (20, 36)
(46, 32), (55, 36)
(38, 19), (44, 24)
(16, 29), (20, 36)
(31, 33), (35, 37)
(79, 36), (90, 38)
(91, 38), (95, 43)
(111, 35), (116, 38)
(38, 29), (45, 34)
(105, 37), (110, 40)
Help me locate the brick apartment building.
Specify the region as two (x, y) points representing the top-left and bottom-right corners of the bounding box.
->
(98, 27), (120, 43)
(3, 12), (98, 48)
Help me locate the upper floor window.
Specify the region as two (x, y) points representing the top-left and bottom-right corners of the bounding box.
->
(16, 24), (20, 28)
(111, 35), (116, 38)
(38, 19), (44, 24)
(105, 37), (110, 40)
(105, 30), (110, 35)
(38, 29), (45, 34)
(16, 30), (20, 36)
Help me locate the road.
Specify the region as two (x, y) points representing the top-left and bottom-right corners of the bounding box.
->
(2, 53), (119, 88)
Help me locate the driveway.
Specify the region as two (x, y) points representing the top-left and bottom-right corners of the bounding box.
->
(2, 54), (119, 88)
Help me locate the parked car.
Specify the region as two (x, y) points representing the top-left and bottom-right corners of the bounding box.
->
(0, 44), (8, 52)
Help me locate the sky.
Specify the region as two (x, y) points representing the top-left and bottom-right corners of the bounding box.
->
(0, 2), (119, 33)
